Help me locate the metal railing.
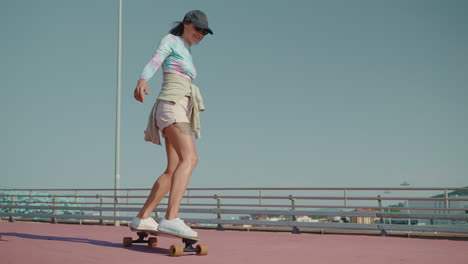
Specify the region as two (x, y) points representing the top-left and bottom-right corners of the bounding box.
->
(1, 187), (467, 236)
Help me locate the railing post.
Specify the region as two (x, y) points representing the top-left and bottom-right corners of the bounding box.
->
(75, 191), (82, 225)
(28, 190), (33, 219)
(114, 189), (120, 226)
(9, 195), (15, 222)
(377, 194), (388, 236)
(290, 195), (300, 234)
(99, 195), (104, 225)
(215, 194), (224, 231)
(51, 196), (57, 224)
(377, 195), (384, 224)
(344, 189), (348, 208)
(444, 188), (449, 213)
(187, 190), (190, 205)
(153, 192), (161, 220)
(154, 210), (159, 220)
(407, 200), (411, 226)
(259, 189), (262, 206)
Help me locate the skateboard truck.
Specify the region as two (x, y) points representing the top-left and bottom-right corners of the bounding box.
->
(180, 238), (199, 253)
(133, 231), (150, 244)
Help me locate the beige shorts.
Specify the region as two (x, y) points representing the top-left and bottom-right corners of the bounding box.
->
(155, 97), (192, 137)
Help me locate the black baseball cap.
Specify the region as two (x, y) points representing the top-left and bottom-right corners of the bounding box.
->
(183, 10), (213, 35)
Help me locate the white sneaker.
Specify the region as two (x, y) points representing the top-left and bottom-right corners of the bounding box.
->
(129, 217), (159, 231)
(158, 218), (198, 238)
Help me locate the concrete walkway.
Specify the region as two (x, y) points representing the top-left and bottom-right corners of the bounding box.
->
(1, 222), (467, 264)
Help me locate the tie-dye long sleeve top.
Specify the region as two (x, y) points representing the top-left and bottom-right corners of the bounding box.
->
(140, 34), (197, 81)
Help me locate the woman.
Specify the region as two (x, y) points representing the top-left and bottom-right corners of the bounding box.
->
(130, 10), (213, 239)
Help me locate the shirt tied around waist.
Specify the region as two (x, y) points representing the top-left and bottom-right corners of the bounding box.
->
(144, 74), (205, 145)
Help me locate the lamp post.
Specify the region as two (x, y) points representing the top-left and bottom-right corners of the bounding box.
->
(114, 0), (122, 226)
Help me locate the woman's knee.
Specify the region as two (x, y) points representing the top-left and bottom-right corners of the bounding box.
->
(191, 153), (199, 167)
(181, 152), (198, 168)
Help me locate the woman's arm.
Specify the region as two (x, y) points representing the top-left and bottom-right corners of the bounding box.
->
(134, 35), (174, 103)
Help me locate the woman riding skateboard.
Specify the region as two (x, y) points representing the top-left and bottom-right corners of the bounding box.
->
(130, 10), (213, 238)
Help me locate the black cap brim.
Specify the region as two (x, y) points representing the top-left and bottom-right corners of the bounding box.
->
(192, 21), (214, 35)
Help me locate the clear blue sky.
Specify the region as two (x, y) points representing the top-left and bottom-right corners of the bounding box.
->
(1, 0), (467, 189)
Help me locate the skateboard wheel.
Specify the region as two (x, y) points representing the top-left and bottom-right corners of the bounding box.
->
(196, 244), (208, 255)
(123, 237), (133, 247)
(148, 237), (158, 247)
(170, 245), (184, 257)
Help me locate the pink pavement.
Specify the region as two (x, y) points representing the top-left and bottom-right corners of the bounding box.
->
(1, 221), (467, 264)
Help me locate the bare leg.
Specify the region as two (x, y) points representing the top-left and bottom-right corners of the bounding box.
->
(163, 123), (198, 220)
(136, 137), (180, 219)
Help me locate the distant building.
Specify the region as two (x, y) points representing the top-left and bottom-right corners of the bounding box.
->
(407, 195), (468, 225)
(350, 208), (380, 224)
(267, 217), (286, 221)
(330, 216), (342, 223)
(296, 216), (313, 222)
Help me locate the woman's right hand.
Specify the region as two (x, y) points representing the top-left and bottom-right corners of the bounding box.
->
(134, 79), (150, 103)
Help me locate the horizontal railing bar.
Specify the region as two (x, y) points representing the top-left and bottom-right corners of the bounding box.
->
(181, 188), (468, 191)
(1, 187), (467, 191)
(0, 195), (151, 199)
(3, 202), (467, 211)
(3, 205), (468, 220)
(185, 219), (468, 234)
(374, 223), (468, 234)
(2, 213), (467, 234)
(0, 201), (147, 206)
(2, 194), (467, 201)
(0, 189), (151, 192)
(0, 213), (133, 221)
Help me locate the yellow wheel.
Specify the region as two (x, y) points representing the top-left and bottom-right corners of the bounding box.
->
(123, 237), (133, 247)
(196, 244), (208, 255)
(148, 237), (158, 247)
(170, 245), (184, 257)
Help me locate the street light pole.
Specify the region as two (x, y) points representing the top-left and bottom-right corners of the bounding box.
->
(114, 0), (122, 226)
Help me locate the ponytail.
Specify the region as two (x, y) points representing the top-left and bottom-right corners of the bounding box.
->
(169, 21), (184, 36)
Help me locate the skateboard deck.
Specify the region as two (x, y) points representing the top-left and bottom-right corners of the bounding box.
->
(123, 228), (208, 256)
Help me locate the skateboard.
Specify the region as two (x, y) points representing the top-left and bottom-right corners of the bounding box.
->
(123, 228), (208, 257)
